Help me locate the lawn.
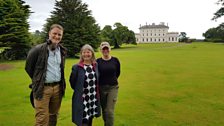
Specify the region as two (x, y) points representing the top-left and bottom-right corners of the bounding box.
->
(0, 42), (224, 126)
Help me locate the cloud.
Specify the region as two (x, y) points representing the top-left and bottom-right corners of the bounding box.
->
(24, 0), (55, 32)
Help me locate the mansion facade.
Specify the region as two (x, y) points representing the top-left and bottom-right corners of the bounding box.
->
(135, 22), (179, 43)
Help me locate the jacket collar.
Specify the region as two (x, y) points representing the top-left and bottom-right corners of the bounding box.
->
(78, 61), (97, 68)
(45, 40), (67, 56)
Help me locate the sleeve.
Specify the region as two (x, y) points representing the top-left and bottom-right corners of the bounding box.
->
(96, 58), (99, 64)
(96, 62), (100, 80)
(115, 58), (120, 78)
(69, 65), (78, 90)
(25, 47), (39, 79)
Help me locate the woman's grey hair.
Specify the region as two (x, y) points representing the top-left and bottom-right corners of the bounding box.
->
(80, 44), (96, 63)
(49, 24), (64, 31)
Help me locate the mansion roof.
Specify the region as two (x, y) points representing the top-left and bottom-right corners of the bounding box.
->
(140, 24), (169, 29)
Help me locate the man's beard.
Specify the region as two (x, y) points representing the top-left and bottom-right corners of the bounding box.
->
(49, 43), (58, 51)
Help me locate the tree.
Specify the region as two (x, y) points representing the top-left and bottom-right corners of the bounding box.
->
(43, 0), (100, 57)
(212, 0), (224, 20)
(0, 0), (31, 60)
(203, 23), (224, 42)
(100, 25), (113, 43)
(123, 30), (136, 45)
(101, 22), (136, 48)
(30, 30), (45, 45)
(179, 32), (189, 42)
(216, 23), (224, 40)
(111, 23), (125, 48)
(208, 0), (224, 42)
(203, 28), (217, 39)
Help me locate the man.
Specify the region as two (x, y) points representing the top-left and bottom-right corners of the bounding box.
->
(25, 24), (67, 126)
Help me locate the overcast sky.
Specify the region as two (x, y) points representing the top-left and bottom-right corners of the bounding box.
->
(24, 0), (223, 39)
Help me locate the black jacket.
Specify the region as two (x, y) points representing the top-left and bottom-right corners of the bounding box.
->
(25, 41), (67, 100)
(69, 62), (101, 126)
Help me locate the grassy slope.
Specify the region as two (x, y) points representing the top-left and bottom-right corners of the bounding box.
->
(0, 42), (224, 126)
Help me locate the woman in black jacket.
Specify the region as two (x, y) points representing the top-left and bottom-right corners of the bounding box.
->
(69, 44), (101, 126)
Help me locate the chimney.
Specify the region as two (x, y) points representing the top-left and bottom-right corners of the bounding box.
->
(160, 22), (165, 25)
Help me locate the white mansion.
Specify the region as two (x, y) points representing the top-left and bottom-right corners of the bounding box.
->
(135, 22), (179, 43)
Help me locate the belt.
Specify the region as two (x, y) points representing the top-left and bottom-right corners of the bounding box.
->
(44, 81), (60, 86)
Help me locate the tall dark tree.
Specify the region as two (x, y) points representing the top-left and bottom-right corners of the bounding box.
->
(212, 0), (224, 20)
(43, 0), (100, 57)
(0, 0), (31, 60)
